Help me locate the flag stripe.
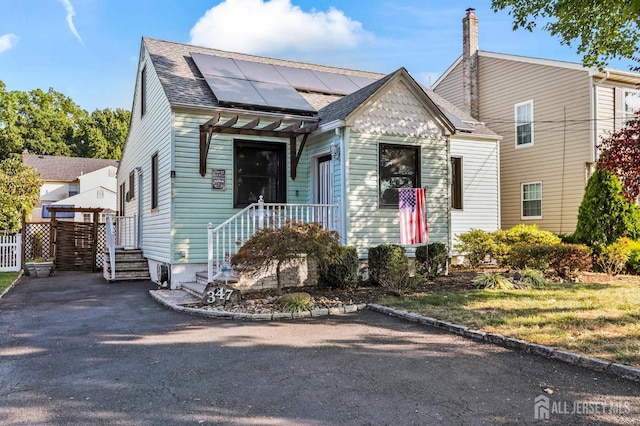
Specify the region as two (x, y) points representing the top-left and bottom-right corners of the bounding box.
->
(399, 188), (429, 245)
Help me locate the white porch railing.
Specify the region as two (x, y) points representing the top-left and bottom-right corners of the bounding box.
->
(207, 196), (339, 283)
(105, 214), (138, 280)
(0, 233), (21, 272)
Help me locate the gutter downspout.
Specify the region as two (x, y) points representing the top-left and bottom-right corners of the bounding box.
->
(136, 167), (143, 249)
(592, 71), (610, 163)
(336, 126), (348, 246)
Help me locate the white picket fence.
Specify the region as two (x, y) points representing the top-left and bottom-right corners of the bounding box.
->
(0, 233), (22, 272)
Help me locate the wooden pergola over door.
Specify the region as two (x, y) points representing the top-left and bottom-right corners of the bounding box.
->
(47, 207), (102, 272)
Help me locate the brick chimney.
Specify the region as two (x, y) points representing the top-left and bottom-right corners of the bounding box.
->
(462, 7), (479, 119)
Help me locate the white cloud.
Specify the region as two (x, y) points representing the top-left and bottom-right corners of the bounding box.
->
(0, 33), (19, 53)
(189, 0), (372, 55)
(60, 0), (84, 45)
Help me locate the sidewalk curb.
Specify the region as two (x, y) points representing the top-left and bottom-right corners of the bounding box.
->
(0, 270), (24, 300)
(367, 303), (640, 383)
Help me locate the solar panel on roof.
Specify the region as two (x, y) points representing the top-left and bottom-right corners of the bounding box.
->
(275, 66), (330, 92)
(234, 60), (289, 85)
(191, 52), (244, 79)
(346, 75), (379, 89)
(252, 81), (316, 113)
(442, 110), (473, 131)
(204, 75), (268, 107)
(313, 70), (360, 94)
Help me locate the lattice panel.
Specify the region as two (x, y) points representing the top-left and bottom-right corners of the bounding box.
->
(24, 223), (52, 261)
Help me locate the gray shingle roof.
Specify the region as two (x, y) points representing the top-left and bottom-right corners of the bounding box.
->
(143, 37), (497, 138)
(22, 153), (118, 182)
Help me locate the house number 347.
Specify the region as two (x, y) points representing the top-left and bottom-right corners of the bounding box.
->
(204, 287), (234, 304)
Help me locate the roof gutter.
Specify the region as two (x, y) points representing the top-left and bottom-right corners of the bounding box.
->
(171, 102), (320, 123)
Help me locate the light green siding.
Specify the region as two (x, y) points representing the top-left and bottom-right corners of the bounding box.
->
(345, 131), (449, 258)
(118, 47), (172, 262)
(171, 112), (313, 264)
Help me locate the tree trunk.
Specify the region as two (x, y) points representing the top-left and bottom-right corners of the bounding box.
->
(276, 261), (282, 295)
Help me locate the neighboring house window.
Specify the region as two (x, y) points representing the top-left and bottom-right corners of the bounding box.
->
(119, 182), (125, 215)
(234, 140), (286, 208)
(522, 182), (542, 219)
(379, 143), (420, 208)
(68, 183), (79, 197)
(623, 88), (640, 123)
(515, 100), (534, 147)
(151, 152), (158, 210)
(99, 213), (106, 223)
(83, 213), (92, 223)
(451, 157), (463, 210)
(129, 170), (135, 201)
(141, 66), (147, 117)
(108, 168), (116, 177)
(97, 188), (104, 199)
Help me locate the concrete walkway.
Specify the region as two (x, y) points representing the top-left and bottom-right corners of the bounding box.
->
(1, 271), (639, 425)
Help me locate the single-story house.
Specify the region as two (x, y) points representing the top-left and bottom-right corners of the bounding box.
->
(116, 37), (501, 288)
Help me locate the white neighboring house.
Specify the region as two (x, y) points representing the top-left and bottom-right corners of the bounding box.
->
(22, 152), (119, 222)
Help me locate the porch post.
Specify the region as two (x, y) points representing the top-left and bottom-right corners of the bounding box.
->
(258, 196), (264, 229)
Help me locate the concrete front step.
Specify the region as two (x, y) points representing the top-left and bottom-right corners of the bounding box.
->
(105, 261), (148, 271)
(103, 268), (151, 281)
(103, 249), (150, 282)
(181, 281), (207, 298)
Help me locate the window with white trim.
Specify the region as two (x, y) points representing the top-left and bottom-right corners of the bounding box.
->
(515, 100), (533, 147)
(623, 88), (640, 123)
(522, 182), (542, 219)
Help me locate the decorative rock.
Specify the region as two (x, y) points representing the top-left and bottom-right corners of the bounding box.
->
(609, 363), (640, 381)
(292, 310), (311, 319)
(311, 308), (329, 317)
(527, 344), (554, 357)
(328, 307), (344, 315)
(251, 313), (273, 321)
(464, 329), (486, 340)
(273, 312), (293, 320)
(344, 304), (358, 313)
(447, 324), (468, 335)
(402, 312), (421, 322)
(418, 316), (437, 326)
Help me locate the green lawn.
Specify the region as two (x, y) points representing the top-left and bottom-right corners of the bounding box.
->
(0, 271), (21, 295)
(380, 276), (640, 367)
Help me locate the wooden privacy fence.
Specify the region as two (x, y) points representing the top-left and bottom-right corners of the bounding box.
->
(0, 233), (22, 272)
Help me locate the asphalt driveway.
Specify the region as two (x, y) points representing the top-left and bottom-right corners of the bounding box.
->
(1, 272), (639, 425)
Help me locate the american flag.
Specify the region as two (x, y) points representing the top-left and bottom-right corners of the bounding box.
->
(399, 187), (429, 245)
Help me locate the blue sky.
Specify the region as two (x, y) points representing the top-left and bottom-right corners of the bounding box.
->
(0, 0), (636, 112)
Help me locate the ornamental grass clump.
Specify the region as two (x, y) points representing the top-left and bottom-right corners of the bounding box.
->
(279, 292), (312, 313)
(473, 272), (514, 290)
(518, 269), (549, 288)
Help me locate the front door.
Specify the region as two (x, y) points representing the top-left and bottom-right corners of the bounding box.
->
(314, 155), (333, 229)
(316, 155), (332, 205)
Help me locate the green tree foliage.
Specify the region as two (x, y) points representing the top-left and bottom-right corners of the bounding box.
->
(0, 80), (129, 160)
(231, 222), (342, 294)
(574, 169), (640, 246)
(0, 158), (41, 231)
(491, 0), (640, 68)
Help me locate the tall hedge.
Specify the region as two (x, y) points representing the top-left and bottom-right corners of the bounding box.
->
(574, 170), (640, 246)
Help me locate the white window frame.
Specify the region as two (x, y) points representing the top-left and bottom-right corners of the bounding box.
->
(515, 100), (534, 148)
(623, 88), (640, 123)
(521, 181), (542, 220)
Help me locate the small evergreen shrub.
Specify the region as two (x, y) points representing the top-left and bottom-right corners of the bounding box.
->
(596, 238), (633, 275)
(473, 272), (514, 290)
(415, 242), (448, 280)
(377, 258), (424, 296)
(318, 246), (360, 288)
(548, 244), (593, 279)
(368, 244), (407, 285)
(623, 239), (640, 274)
(518, 269), (549, 288)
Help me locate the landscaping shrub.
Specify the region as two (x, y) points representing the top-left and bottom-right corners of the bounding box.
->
(279, 292), (312, 313)
(377, 258), (424, 296)
(472, 272), (514, 290)
(415, 242), (448, 280)
(368, 244), (407, 285)
(506, 244), (555, 271)
(503, 224), (561, 246)
(318, 246), (360, 288)
(596, 238), (633, 275)
(548, 244), (593, 279)
(622, 239), (640, 274)
(574, 169), (640, 246)
(454, 229), (496, 267)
